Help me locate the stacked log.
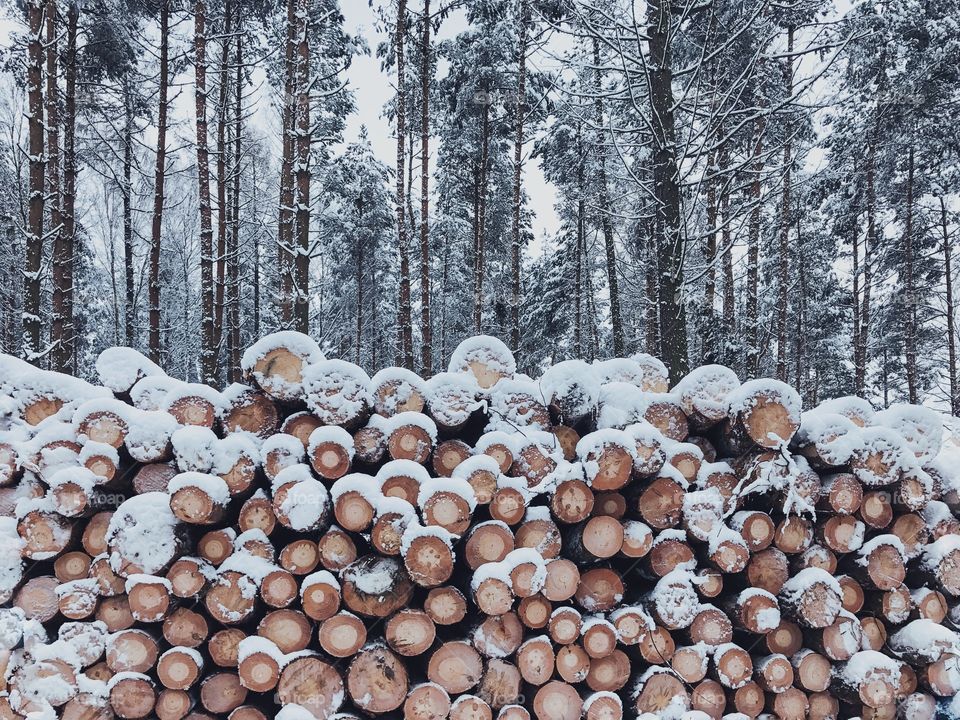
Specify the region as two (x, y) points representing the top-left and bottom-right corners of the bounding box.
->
(1, 337), (959, 719)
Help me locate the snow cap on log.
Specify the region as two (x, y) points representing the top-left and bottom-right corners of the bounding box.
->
(96, 347), (165, 395)
(448, 335), (516, 389)
(302, 359), (372, 427)
(727, 379), (801, 449)
(241, 331), (324, 402)
(369, 366), (427, 417)
(107, 492), (180, 576)
(538, 360), (601, 423)
(129, 374), (184, 411)
(672, 364), (740, 426)
(875, 403), (944, 464)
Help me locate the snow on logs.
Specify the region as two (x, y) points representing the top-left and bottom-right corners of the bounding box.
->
(1, 335), (959, 719)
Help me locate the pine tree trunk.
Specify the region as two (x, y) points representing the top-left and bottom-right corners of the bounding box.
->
(592, 38), (624, 356)
(857, 142), (876, 395)
(356, 203), (364, 365)
(195, 0), (217, 385)
(942, 196), (958, 416)
(473, 96), (490, 334)
(215, 3), (232, 358)
(645, 227), (659, 355)
(253, 158), (261, 338)
(720, 141), (734, 345)
(647, 0), (688, 380)
(746, 115), (765, 379)
(704, 147), (717, 358)
(903, 144), (918, 403)
(123, 85), (135, 347)
(775, 26), (793, 382)
(852, 222), (861, 389)
(227, 20), (243, 381)
(277, 0), (296, 325)
(149, 0), (169, 365)
(575, 129), (585, 358)
(510, 0), (529, 357)
(395, 0), (413, 369)
(56, 1), (77, 373)
(24, 0), (45, 361)
(47, 0), (67, 370)
(293, 0), (311, 333)
(795, 210), (807, 400)
(419, 0), (432, 375)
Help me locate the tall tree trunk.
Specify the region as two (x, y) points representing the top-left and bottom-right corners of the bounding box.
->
(195, 0), (217, 384)
(56, 0), (77, 373)
(214, 2), (232, 357)
(775, 26), (793, 381)
(293, 0), (310, 332)
(903, 144), (918, 403)
(149, 0), (169, 365)
(47, 0), (66, 368)
(122, 84), (135, 347)
(592, 37), (624, 356)
(942, 196), (958, 416)
(395, 0), (413, 368)
(704, 147), (717, 359)
(574, 128), (585, 358)
(745, 115), (765, 378)
(356, 203), (364, 365)
(856, 144), (876, 394)
(853, 219), (863, 392)
(24, 0), (45, 361)
(645, 227), (659, 355)
(510, 0), (529, 356)
(720, 142), (734, 346)
(647, 0), (688, 380)
(473, 98), (490, 334)
(253, 163), (261, 338)
(277, 0), (296, 325)
(794, 209), (806, 400)
(418, 0), (432, 375)
(227, 19), (243, 381)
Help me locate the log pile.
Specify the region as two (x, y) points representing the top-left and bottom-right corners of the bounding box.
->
(1, 332), (959, 720)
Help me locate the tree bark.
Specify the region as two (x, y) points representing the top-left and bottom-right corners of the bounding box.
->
(645, 226), (660, 356)
(855, 144), (876, 394)
(419, 0), (432, 375)
(195, 0), (217, 385)
(293, 0), (310, 333)
(647, 0), (688, 380)
(775, 26), (793, 382)
(592, 37), (624, 356)
(55, 0), (77, 373)
(704, 147), (717, 359)
(149, 0), (169, 365)
(720, 141), (734, 347)
(510, 0), (529, 357)
(473, 96), (490, 334)
(396, 0), (413, 368)
(574, 128), (585, 358)
(24, 0), (45, 361)
(227, 16), (243, 381)
(277, 0), (296, 325)
(123, 83), (135, 347)
(942, 197), (958, 416)
(215, 2), (232, 357)
(746, 115), (765, 379)
(903, 144), (917, 403)
(47, 0), (66, 370)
